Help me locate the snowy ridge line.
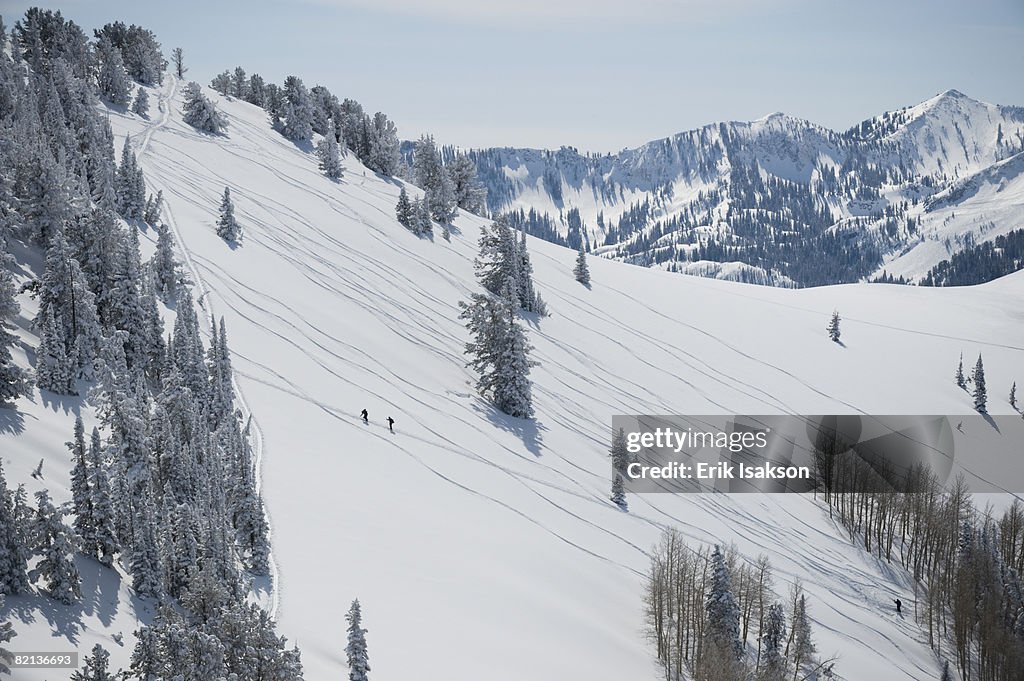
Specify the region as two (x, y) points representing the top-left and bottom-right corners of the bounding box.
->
(136, 74), (283, 620)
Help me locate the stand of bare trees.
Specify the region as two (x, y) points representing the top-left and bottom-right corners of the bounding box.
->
(644, 529), (833, 681)
(817, 455), (1024, 681)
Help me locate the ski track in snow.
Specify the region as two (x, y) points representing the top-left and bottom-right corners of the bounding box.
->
(135, 76), (283, 620)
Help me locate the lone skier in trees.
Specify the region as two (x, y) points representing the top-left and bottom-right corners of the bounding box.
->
(360, 408), (368, 424)
(893, 597), (902, 615)
(386, 417), (394, 433)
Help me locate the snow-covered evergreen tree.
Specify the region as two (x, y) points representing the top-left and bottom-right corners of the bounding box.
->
(759, 603), (787, 681)
(0, 459), (30, 595)
(395, 186), (413, 230)
(35, 305), (76, 395)
(448, 154), (487, 214)
(610, 427), (629, 473)
(115, 136), (146, 220)
(610, 472), (627, 510)
(789, 594), (816, 678)
(68, 417), (96, 556)
(1011, 381), (1017, 410)
(132, 87), (150, 117)
(171, 47), (186, 79)
(346, 599), (370, 681)
(574, 245), (590, 286)
(28, 489), (82, 605)
(210, 70), (231, 96)
(367, 112), (400, 176)
(182, 82), (227, 133)
(0, 593), (13, 676)
(0, 264), (29, 404)
(416, 194), (433, 236)
(972, 354), (987, 412)
(827, 310), (841, 343)
(143, 189), (163, 224)
(317, 130), (343, 180)
(88, 427), (119, 567)
(71, 643), (116, 681)
(231, 66), (248, 100)
(281, 76), (314, 143)
(95, 36), (130, 106)
(151, 222), (177, 299)
(955, 353), (967, 389)
(216, 187), (241, 242)
(705, 545), (742, 661)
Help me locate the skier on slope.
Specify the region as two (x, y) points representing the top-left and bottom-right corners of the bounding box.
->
(360, 408), (368, 424)
(893, 597), (902, 615)
(387, 416), (395, 433)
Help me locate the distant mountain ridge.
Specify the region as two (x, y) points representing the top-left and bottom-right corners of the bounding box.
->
(462, 90), (1024, 287)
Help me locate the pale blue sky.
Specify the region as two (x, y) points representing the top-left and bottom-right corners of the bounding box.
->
(2, 0), (1022, 152)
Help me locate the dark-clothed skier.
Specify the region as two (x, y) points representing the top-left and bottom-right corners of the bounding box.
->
(894, 598), (902, 615)
(360, 409), (368, 424)
(387, 416), (395, 432)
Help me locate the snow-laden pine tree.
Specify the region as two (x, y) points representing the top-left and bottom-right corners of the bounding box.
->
(172, 47), (186, 79)
(395, 186), (413, 230)
(827, 310), (841, 343)
(491, 279), (535, 418)
(182, 82), (227, 133)
(0, 263), (29, 404)
(68, 417), (96, 556)
(231, 66), (248, 99)
(70, 644), (115, 681)
(317, 129), (343, 180)
(132, 87), (150, 117)
(417, 194), (433, 236)
(143, 189), (163, 224)
(367, 112), (401, 176)
(412, 135), (456, 223)
(574, 244), (590, 286)
(955, 353), (967, 389)
(704, 544), (745, 659)
(88, 427), (119, 566)
(211, 70), (232, 96)
(448, 154), (487, 214)
(610, 427), (629, 473)
(0, 593), (13, 676)
(115, 136), (146, 220)
(95, 36), (130, 106)
(346, 599), (370, 681)
(789, 594), (816, 678)
(972, 354), (987, 412)
(759, 603), (787, 681)
(0, 459), (30, 595)
(610, 472), (627, 510)
(282, 76), (314, 143)
(35, 305), (77, 394)
(151, 222), (177, 299)
(29, 489), (82, 605)
(1011, 382), (1017, 410)
(217, 187), (241, 242)
(459, 280), (536, 419)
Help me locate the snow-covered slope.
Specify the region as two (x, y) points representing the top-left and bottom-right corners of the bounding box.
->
(5, 78), (1024, 681)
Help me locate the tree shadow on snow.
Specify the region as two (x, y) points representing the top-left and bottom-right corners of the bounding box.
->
(0, 405), (26, 435)
(475, 401), (546, 457)
(980, 412), (1001, 433)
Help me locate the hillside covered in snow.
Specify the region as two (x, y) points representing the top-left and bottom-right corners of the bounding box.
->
(2, 8), (1024, 681)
